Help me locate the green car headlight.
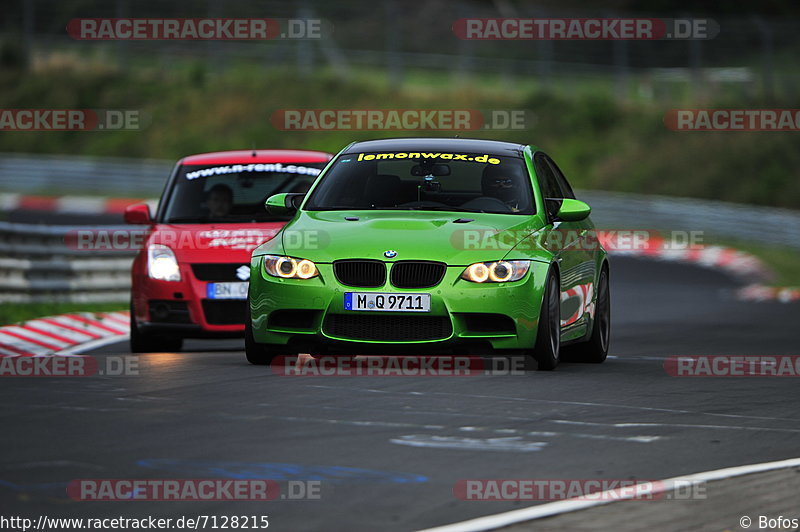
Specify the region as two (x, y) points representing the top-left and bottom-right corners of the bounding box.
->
(461, 260), (530, 283)
(262, 255), (319, 280)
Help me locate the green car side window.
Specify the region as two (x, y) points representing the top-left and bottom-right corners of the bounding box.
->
(534, 152), (563, 221)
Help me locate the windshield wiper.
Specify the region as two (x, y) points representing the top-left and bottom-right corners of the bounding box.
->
(408, 206), (474, 212)
(169, 217), (292, 224)
(306, 206), (366, 211)
(310, 205), (476, 213)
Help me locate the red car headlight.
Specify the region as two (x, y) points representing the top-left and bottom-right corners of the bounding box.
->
(147, 244), (181, 282)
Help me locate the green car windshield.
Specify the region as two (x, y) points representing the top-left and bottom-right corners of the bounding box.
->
(304, 151), (536, 215)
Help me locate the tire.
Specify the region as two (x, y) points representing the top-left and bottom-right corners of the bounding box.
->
(529, 270), (561, 371)
(562, 266), (610, 364)
(129, 301), (183, 353)
(245, 304), (281, 366)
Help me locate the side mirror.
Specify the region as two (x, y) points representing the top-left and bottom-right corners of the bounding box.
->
(124, 203), (152, 224)
(265, 193), (304, 216)
(555, 198), (591, 222)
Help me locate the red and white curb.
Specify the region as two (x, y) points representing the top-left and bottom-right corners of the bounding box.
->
(0, 193), (156, 215)
(603, 235), (798, 303)
(735, 284), (800, 303)
(0, 311), (129, 357)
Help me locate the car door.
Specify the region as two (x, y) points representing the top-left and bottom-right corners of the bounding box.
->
(545, 154), (596, 338)
(534, 152), (590, 339)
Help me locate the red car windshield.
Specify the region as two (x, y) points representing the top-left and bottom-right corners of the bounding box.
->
(161, 162), (326, 223)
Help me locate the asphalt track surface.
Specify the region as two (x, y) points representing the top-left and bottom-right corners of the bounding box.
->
(2, 256), (799, 531)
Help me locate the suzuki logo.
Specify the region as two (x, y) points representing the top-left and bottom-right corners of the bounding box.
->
(236, 265), (250, 281)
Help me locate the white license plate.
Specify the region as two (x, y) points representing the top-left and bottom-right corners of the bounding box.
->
(207, 282), (248, 300)
(344, 292), (431, 312)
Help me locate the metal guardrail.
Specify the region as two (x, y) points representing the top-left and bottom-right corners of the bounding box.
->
(0, 221), (134, 303)
(0, 153), (172, 197)
(2, 152), (799, 249)
(579, 190), (800, 249)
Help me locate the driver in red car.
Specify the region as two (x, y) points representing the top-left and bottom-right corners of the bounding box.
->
(206, 184), (234, 218)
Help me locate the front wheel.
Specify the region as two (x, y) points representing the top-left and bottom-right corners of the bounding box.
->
(528, 271), (561, 371)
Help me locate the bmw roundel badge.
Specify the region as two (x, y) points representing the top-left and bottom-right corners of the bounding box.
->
(384, 250), (398, 258)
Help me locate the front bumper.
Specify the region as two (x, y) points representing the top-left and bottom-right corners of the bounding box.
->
(132, 262), (247, 338)
(249, 260), (551, 353)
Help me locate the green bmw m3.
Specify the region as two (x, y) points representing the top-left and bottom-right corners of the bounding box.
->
(246, 138), (610, 370)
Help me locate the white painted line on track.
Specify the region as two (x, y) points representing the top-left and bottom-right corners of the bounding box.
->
(417, 456), (800, 532)
(552, 419), (800, 434)
(307, 385), (800, 424)
(391, 435), (547, 452)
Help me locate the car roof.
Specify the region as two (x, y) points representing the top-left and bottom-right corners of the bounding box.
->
(343, 138), (527, 157)
(181, 150), (334, 165)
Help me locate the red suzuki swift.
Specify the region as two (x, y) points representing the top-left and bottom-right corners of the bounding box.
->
(124, 149), (333, 352)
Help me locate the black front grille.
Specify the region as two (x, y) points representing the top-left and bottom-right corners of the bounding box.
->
(201, 300), (247, 325)
(191, 263), (248, 282)
(333, 260), (386, 287)
(390, 261), (446, 288)
(324, 314), (452, 341)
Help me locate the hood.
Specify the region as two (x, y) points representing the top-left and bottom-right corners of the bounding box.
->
(278, 210), (548, 265)
(148, 223), (285, 262)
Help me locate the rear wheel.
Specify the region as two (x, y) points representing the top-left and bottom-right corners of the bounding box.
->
(129, 301), (183, 353)
(245, 304), (282, 366)
(563, 267), (610, 363)
(528, 270), (561, 371)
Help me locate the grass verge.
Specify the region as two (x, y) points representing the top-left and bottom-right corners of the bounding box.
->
(0, 303), (125, 327)
(704, 237), (800, 288)
(1, 58), (799, 209)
